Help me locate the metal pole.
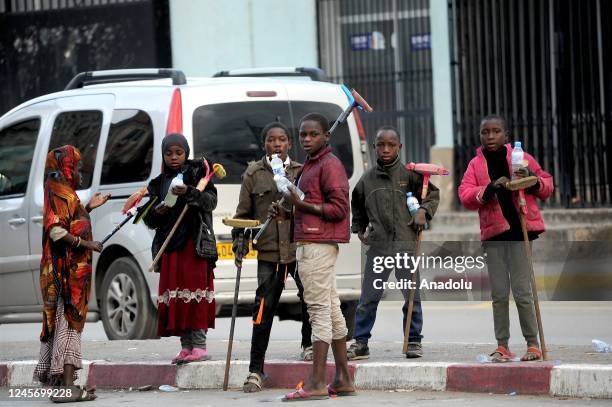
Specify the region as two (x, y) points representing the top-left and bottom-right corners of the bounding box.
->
(393, 0), (406, 162)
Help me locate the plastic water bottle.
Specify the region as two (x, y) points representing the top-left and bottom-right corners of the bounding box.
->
(406, 192), (420, 215)
(270, 154), (285, 177)
(475, 354), (490, 363)
(511, 141), (524, 178)
(274, 174), (305, 200)
(163, 173), (183, 207)
(592, 339), (612, 353)
(271, 154), (304, 200)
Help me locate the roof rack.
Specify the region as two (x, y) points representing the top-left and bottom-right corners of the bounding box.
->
(212, 67), (328, 82)
(64, 68), (186, 90)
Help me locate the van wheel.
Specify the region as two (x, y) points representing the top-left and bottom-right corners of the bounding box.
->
(100, 257), (157, 340)
(341, 300), (358, 340)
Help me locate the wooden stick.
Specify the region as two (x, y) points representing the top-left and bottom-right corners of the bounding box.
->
(402, 229), (422, 354)
(517, 189), (548, 360)
(402, 181), (428, 354)
(223, 229), (249, 390)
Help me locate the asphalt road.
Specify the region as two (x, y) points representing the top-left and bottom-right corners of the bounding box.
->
(1, 301), (611, 346)
(0, 389), (609, 407)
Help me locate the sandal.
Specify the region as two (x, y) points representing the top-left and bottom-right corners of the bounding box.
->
(181, 347), (211, 363)
(172, 348), (191, 364)
(521, 346), (542, 361)
(490, 346), (515, 363)
(300, 346), (313, 362)
(243, 372), (265, 393)
(282, 387), (329, 402)
(327, 384), (357, 397)
(51, 386), (97, 403)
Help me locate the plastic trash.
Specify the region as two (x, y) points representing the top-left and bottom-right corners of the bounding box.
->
(476, 354), (490, 363)
(508, 391), (517, 396)
(475, 353), (521, 363)
(158, 385), (178, 392)
(592, 339), (612, 353)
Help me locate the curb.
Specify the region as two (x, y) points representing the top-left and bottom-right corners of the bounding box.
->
(1, 360), (610, 399)
(354, 362), (449, 391)
(446, 362), (554, 395)
(550, 364), (612, 399)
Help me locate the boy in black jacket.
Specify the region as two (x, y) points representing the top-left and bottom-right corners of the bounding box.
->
(349, 126), (439, 359)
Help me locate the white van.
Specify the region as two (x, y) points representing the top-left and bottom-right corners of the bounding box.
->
(0, 68), (364, 340)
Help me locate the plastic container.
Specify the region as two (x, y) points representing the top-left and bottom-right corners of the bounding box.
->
(164, 173), (184, 207)
(270, 154), (285, 177)
(406, 192), (420, 215)
(592, 339), (611, 353)
(274, 174), (304, 200)
(511, 141), (524, 178)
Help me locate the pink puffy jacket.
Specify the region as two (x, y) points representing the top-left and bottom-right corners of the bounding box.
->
(458, 144), (554, 241)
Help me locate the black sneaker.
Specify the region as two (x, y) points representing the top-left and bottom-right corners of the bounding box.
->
(347, 341), (370, 360)
(405, 342), (423, 358)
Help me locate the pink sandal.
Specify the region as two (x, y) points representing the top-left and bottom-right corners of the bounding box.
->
(181, 347), (211, 363)
(171, 348), (191, 364)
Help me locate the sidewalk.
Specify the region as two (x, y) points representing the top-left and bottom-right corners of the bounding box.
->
(2, 340), (611, 399)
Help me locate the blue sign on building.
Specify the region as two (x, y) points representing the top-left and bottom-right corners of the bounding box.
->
(350, 33), (373, 51)
(411, 33), (431, 51)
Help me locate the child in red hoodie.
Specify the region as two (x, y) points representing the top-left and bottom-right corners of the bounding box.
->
(458, 115), (553, 362)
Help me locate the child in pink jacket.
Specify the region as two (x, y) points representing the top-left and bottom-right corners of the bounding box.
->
(458, 115), (553, 362)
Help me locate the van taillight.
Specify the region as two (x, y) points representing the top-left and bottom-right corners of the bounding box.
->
(352, 108), (367, 153)
(166, 88), (183, 135)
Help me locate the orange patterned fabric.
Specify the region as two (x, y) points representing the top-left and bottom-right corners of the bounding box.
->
(39, 146), (93, 341)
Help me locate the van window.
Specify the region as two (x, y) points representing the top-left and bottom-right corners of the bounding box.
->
(0, 118), (40, 198)
(289, 102), (354, 178)
(192, 101), (355, 183)
(192, 101), (291, 184)
(101, 110), (153, 185)
(49, 110), (102, 189)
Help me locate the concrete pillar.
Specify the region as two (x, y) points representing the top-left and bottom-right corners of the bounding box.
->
(430, 0), (455, 211)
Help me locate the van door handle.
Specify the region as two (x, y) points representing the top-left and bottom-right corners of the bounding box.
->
(31, 216), (43, 224)
(8, 218), (26, 226)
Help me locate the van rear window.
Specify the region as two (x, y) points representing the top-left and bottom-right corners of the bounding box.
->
(192, 101), (291, 184)
(192, 101), (353, 184)
(289, 101), (354, 178)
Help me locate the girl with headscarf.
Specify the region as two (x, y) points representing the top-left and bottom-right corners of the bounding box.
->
(34, 145), (110, 401)
(142, 133), (217, 364)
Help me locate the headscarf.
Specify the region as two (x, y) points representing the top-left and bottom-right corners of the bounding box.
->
(160, 133), (190, 197)
(45, 145), (81, 191)
(162, 133), (190, 173)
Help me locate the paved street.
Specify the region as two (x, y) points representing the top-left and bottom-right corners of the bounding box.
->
(2, 301), (611, 346)
(1, 388), (610, 407)
(2, 302), (611, 365)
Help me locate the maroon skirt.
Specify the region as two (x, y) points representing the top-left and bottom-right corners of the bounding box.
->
(157, 238), (215, 337)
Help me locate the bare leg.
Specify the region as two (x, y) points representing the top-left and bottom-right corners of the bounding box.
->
(330, 337), (355, 391)
(301, 341), (329, 395)
(62, 364), (75, 386)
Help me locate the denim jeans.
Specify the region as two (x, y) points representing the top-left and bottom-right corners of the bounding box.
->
(354, 247), (423, 344)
